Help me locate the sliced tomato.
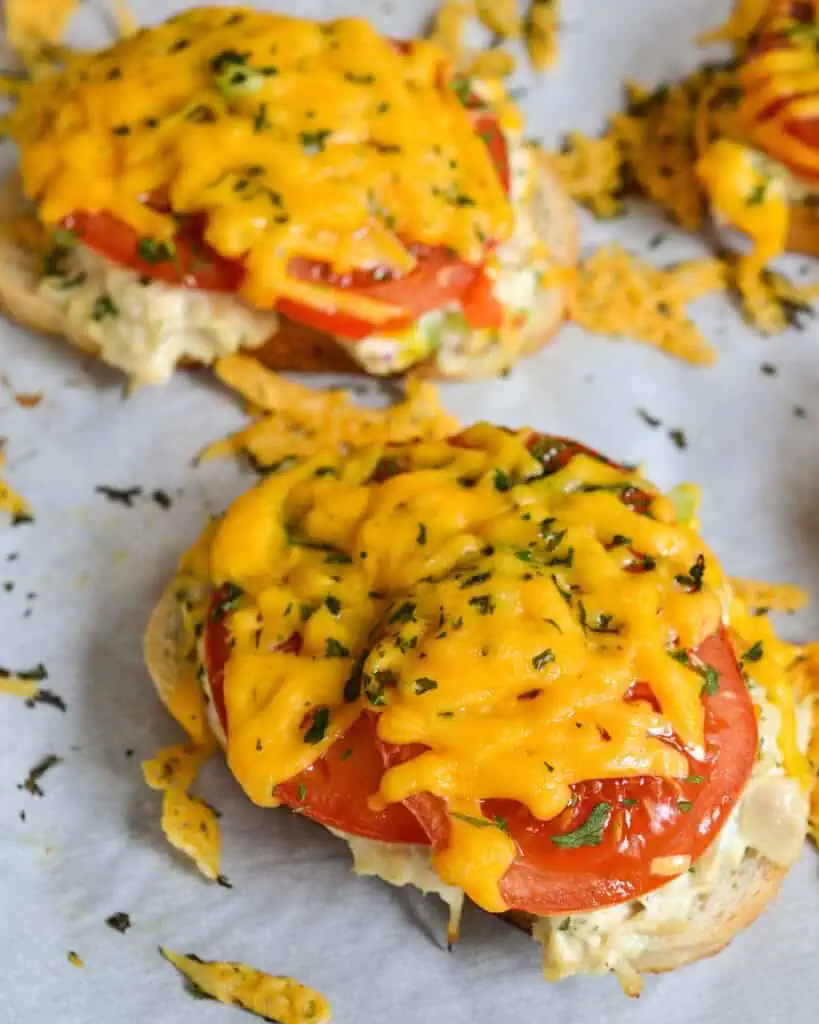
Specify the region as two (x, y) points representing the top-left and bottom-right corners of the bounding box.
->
(277, 714), (427, 843)
(61, 86), (510, 341)
(65, 210), (243, 292)
(203, 435), (756, 915)
(744, 4), (819, 181)
(394, 630), (757, 915)
(472, 112), (510, 195)
(281, 247), (486, 341)
(203, 601), (425, 844)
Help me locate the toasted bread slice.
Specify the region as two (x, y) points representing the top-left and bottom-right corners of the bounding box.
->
(0, 150), (575, 381)
(143, 584), (790, 986)
(505, 854), (784, 976)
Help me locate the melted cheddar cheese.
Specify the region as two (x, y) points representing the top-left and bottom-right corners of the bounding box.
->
(4, 8), (511, 316)
(178, 423), (730, 911)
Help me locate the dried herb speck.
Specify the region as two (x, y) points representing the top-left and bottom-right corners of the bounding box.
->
(105, 912), (132, 934)
(95, 485), (142, 507)
(19, 754), (62, 797)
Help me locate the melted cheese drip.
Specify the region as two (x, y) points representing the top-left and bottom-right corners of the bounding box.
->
(696, 138), (790, 297)
(160, 948), (331, 1023)
(5, 8), (511, 314)
(184, 424), (730, 910)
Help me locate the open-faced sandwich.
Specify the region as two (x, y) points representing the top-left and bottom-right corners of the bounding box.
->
(697, 0), (819, 285)
(145, 417), (813, 993)
(0, 6), (575, 385)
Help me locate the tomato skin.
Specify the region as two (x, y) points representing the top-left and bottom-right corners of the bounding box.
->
(276, 714), (427, 844)
(397, 630), (758, 915)
(282, 247), (485, 342)
(203, 603), (425, 844)
(65, 210), (243, 292)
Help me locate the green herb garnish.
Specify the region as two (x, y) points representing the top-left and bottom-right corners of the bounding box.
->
(389, 601), (417, 625)
(304, 707), (330, 744)
(551, 802), (611, 849)
(532, 649), (555, 671)
(91, 294), (119, 322)
(324, 638), (349, 659)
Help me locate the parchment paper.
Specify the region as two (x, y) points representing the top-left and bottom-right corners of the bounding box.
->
(3, 1), (819, 1021)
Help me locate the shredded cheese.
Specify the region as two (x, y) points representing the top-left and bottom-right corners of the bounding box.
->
(5, 8), (512, 316)
(553, 133), (625, 218)
(160, 787), (222, 882)
(525, 0), (561, 72)
(0, 676), (39, 700)
(160, 948), (331, 1023)
(698, 0), (770, 46)
(142, 728), (220, 881)
(730, 577), (809, 614)
(569, 246), (722, 364)
(202, 356), (459, 467)
(0, 444), (32, 524)
(5, 0), (77, 55)
(143, 741), (216, 793)
(729, 593), (813, 791)
(476, 0), (520, 40)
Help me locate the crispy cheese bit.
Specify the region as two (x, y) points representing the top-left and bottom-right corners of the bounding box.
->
(525, 0), (560, 72)
(613, 78), (708, 232)
(160, 949), (332, 1024)
(6, 9), (512, 311)
(569, 245), (720, 364)
(142, 742), (216, 793)
(477, 0), (520, 39)
(0, 445), (32, 524)
(698, 0), (770, 46)
(203, 356), (459, 467)
(5, 0), (77, 55)
(729, 594), (812, 789)
(467, 50), (517, 79)
(729, 577), (809, 614)
(161, 787), (221, 881)
(67, 951), (83, 968)
(193, 424), (731, 908)
(804, 643), (819, 842)
(553, 132), (625, 218)
(428, 0), (474, 55)
(113, 0), (137, 38)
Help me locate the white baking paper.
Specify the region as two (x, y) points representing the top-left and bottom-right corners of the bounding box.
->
(2, 1), (819, 1021)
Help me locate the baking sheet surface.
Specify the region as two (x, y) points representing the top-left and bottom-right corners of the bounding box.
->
(2, 1), (819, 1021)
